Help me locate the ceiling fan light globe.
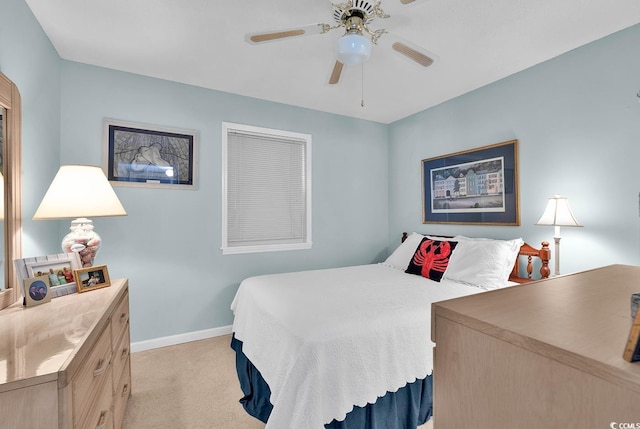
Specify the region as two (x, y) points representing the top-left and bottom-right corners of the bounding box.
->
(336, 33), (372, 65)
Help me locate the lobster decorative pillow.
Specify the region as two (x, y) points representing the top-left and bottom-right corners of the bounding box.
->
(405, 237), (458, 282)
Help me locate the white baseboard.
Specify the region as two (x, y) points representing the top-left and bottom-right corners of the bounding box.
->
(130, 325), (233, 353)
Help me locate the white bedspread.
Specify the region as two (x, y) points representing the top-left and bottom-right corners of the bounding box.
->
(231, 264), (486, 429)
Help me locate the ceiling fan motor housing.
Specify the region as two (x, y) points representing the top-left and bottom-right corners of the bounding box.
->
(333, 0), (377, 25)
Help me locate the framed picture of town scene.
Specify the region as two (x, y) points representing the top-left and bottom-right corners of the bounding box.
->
(422, 140), (519, 225)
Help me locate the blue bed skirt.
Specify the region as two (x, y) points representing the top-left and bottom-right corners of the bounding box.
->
(231, 335), (433, 429)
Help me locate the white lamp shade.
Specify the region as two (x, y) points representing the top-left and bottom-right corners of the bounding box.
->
(33, 165), (127, 220)
(336, 33), (372, 65)
(536, 195), (582, 227)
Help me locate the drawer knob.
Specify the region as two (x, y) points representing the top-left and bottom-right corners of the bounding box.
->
(121, 347), (129, 359)
(95, 410), (108, 429)
(121, 383), (129, 397)
(93, 358), (108, 377)
(120, 312), (128, 323)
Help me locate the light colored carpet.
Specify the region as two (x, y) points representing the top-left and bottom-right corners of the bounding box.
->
(122, 334), (433, 429)
(122, 335), (264, 429)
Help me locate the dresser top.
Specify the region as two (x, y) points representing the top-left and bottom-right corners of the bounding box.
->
(0, 278), (128, 391)
(432, 264), (640, 393)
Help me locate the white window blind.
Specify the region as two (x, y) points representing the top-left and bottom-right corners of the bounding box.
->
(222, 122), (312, 254)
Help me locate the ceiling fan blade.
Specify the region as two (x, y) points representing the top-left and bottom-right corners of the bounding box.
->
(245, 23), (330, 44)
(385, 35), (439, 67)
(392, 42), (434, 67)
(329, 61), (344, 85)
(399, 0), (416, 3)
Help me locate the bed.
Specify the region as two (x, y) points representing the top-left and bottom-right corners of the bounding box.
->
(230, 233), (550, 429)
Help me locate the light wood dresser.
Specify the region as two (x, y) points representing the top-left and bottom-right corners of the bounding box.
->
(432, 265), (640, 428)
(0, 278), (131, 429)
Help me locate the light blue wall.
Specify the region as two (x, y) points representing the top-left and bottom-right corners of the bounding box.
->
(389, 24), (640, 275)
(2, 0), (389, 344)
(59, 61), (389, 342)
(4, 0), (640, 344)
(0, 0), (62, 256)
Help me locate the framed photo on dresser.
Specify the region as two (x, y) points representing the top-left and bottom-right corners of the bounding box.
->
(74, 265), (111, 293)
(623, 306), (640, 362)
(15, 252), (82, 298)
(23, 275), (52, 307)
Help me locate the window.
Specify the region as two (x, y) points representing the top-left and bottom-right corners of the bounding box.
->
(222, 122), (312, 254)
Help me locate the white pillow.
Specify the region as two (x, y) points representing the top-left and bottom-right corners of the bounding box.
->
(382, 232), (424, 270)
(443, 236), (524, 289)
(424, 235), (457, 241)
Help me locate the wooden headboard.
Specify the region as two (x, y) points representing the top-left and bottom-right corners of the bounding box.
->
(510, 241), (551, 283)
(401, 232), (550, 284)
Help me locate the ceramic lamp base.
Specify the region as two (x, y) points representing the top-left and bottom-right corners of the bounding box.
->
(61, 218), (101, 267)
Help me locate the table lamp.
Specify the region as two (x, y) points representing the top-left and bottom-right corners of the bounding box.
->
(535, 195), (582, 276)
(33, 165), (127, 267)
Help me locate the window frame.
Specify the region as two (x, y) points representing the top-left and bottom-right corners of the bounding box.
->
(221, 122), (312, 255)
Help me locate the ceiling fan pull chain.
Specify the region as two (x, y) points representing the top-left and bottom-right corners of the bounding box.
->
(361, 63), (365, 107)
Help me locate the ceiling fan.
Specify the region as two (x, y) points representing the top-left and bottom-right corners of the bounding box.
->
(245, 0), (437, 85)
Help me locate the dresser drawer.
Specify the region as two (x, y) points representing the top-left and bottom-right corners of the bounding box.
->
(112, 324), (130, 383)
(111, 292), (130, 347)
(113, 358), (131, 429)
(80, 367), (114, 429)
(72, 322), (113, 428)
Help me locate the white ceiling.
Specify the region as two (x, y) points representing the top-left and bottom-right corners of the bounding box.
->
(24, 0), (640, 124)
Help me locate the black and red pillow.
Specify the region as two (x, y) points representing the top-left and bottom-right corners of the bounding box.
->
(405, 238), (457, 282)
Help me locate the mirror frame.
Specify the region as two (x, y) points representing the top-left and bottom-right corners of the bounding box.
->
(0, 72), (22, 309)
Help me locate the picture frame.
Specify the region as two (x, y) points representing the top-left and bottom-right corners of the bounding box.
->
(422, 139), (520, 225)
(103, 119), (198, 189)
(23, 275), (52, 307)
(624, 304), (640, 362)
(15, 253), (82, 298)
(74, 265), (111, 293)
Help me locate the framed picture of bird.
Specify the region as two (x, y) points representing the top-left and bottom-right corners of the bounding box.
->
(103, 119), (198, 189)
